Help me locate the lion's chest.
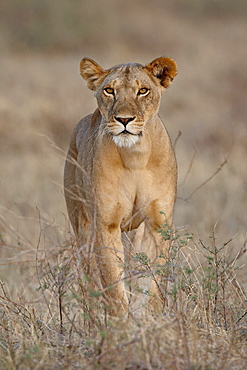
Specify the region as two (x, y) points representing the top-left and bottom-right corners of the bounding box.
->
(97, 165), (160, 231)
(94, 136), (169, 231)
(111, 180), (149, 233)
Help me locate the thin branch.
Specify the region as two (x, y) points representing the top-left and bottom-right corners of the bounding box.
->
(235, 310), (247, 325)
(180, 146), (197, 187)
(173, 130), (182, 150)
(181, 158), (228, 201)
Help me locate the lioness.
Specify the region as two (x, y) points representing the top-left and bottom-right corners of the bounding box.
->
(64, 57), (178, 315)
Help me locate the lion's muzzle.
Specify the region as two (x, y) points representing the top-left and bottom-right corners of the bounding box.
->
(114, 116), (136, 125)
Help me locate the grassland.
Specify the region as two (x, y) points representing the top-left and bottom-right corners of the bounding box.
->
(0, 1), (246, 368)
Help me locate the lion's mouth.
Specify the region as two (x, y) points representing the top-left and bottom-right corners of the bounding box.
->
(111, 130), (142, 148)
(118, 130), (142, 136)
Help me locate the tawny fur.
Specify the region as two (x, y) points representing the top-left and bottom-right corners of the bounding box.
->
(64, 57), (178, 315)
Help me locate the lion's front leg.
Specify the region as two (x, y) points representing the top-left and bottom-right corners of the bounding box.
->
(136, 203), (174, 314)
(130, 223), (168, 314)
(95, 224), (128, 316)
(144, 225), (170, 314)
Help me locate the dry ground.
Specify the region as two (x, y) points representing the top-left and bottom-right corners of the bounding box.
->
(0, 1), (246, 368)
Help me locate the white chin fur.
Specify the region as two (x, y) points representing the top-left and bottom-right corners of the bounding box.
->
(112, 134), (139, 148)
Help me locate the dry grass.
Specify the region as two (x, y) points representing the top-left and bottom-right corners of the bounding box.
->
(0, 0), (247, 368)
(0, 226), (246, 369)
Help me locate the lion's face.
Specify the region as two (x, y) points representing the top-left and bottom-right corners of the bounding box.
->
(80, 57), (178, 148)
(95, 65), (163, 148)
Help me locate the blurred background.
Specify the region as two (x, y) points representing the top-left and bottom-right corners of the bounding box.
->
(0, 0), (246, 279)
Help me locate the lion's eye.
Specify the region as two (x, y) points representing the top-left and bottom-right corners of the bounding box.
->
(104, 87), (114, 96)
(138, 88), (149, 96)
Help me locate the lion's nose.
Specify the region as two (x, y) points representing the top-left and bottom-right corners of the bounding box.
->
(115, 116), (136, 126)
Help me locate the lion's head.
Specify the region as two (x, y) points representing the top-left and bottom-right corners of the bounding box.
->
(80, 57), (178, 148)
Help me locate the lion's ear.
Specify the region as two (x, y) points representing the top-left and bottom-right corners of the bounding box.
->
(80, 58), (107, 90)
(146, 57), (178, 89)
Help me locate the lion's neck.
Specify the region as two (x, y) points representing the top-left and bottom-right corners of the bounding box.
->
(117, 135), (152, 170)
